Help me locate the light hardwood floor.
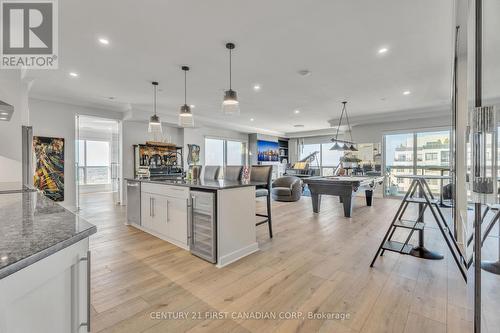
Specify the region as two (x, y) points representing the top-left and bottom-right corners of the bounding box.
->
(78, 192), (499, 333)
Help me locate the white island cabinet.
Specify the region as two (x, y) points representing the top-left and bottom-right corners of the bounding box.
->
(0, 239), (91, 333)
(126, 178), (263, 267)
(138, 182), (190, 249)
(0, 191), (96, 333)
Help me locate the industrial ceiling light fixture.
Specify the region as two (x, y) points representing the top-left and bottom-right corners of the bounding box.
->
(222, 42), (240, 115)
(330, 101), (358, 151)
(179, 66), (194, 128)
(148, 81), (162, 135)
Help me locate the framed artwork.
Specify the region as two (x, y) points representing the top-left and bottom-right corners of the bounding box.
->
(257, 140), (279, 162)
(33, 136), (65, 201)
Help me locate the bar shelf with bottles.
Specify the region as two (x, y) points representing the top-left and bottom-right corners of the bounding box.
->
(133, 143), (184, 179)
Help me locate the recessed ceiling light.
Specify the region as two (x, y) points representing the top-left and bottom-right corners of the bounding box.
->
(293, 124), (304, 128)
(250, 118), (254, 122)
(403, 90), (411, 95)
(98, 37), (110, 45)
(190, 104), (195, 108)
(0, 255), (7, 261)
(0, 112), (8, 115)
(0, 117), (7, 121)
(69, 72), (79, 78)
(253, 84), (261, 91)
(298, 69), (311, 77)
(294, 109), (300, 114)
(378, 47), (388, 54)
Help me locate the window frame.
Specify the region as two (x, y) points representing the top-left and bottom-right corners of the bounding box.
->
(204, 136), (248, 167)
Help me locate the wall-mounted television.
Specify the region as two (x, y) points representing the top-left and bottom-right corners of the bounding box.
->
(257, 140), (279, 162)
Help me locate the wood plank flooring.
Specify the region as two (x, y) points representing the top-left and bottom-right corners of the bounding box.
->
(77, 191), (499, 333)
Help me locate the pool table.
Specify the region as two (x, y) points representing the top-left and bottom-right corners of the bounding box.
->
(303, 175), (385, 217)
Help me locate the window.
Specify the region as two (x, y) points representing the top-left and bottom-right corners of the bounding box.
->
(204, 138), (246, 168)
(298, 143), (342, 176)
(384, 130), (450, 196)
(425, 153), (438, 161)
(77, 140), (111, 185)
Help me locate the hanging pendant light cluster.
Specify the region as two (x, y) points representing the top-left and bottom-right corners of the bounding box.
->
(222, 42), (240, 115)
(147, 42), (241, 134)
(330, 101), (358, 151)
(148, 81), (163, 137)
(179, 66), (194, 127)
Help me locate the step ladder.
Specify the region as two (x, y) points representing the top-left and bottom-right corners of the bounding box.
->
(370, 176), (468, 280)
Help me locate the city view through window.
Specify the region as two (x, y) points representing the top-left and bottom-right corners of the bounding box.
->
(385, 130), (450, 196)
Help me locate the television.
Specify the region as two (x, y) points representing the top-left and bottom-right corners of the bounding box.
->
(257, 140), (279, 162)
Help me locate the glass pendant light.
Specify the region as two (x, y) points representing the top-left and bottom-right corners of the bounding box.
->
(222, 42), (240, 115)
(148, 81), (162, 137)
(179, 66), (194, 127)
(330, 142), (342, 150)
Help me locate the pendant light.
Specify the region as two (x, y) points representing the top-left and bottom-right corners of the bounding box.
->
(179, 66), (194, 127)
(330, 101), (357, 151)
(222, 42), (240, 115)
(148, 81), (162, 136)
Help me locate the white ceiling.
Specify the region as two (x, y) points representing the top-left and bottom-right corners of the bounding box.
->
(27, 0), (469, 136)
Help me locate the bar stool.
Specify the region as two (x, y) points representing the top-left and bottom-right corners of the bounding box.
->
(250, 165), (273, 238)
(203, 165), (221, 180)
(224, 165), (243, 181)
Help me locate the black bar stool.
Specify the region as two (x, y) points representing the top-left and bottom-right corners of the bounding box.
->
(250, 165), (273, 238)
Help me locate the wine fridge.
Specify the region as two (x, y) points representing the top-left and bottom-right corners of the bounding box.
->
(190, 190), (217, 263)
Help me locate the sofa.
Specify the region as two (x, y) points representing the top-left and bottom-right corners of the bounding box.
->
(271, 176), (303, 202)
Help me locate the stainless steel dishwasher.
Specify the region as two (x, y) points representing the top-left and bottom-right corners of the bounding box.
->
(190, 190), (217, 263)
(126, 180), (141, 225)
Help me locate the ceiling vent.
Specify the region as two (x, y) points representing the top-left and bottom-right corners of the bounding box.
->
(0, 100), (14, 122)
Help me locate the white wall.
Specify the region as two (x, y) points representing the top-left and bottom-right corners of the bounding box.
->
(183, 126), (248, 166)
(0, 71), (30, 183)
(29, 98), (123, 210)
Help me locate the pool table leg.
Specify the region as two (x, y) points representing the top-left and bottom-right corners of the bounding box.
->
(365, 190), (373, 206)
(341, 195), (352, 217)
(311, 192), (322, 213)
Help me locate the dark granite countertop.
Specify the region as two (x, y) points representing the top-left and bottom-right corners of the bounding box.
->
(125, 178), (266, 190)
(0, 191), (97, 279)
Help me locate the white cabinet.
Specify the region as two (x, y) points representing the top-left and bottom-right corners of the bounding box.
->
(166, 196), (188, 245)
(0, 238), (90, 333)
(140, 184), (189, 249)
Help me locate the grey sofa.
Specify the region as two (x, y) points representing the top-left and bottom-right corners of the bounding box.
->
(271, 176), (302, 202)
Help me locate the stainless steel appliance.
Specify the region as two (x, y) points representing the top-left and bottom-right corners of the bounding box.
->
(126, 180), (141, 225)
(190, 190), (216, 263)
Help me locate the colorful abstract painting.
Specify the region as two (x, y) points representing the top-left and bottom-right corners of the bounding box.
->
(33, 136), (65, 201)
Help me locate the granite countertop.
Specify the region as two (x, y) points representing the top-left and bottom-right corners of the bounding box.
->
(0, 191), (97, 279)
(126, 178), (266, 190)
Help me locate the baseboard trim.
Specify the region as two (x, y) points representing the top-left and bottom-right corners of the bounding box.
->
(216, 243), (259, 268)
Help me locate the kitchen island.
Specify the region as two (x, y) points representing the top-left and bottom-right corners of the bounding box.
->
(0, 190), (96, 333)
(126, 178), (264, 267)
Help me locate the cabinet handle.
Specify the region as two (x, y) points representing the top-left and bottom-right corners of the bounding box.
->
(79, 251), (91, 332)
(189, 196), (195, 245)
(149, 197), (152, 217)
(166, 200), (169, 223)
(152, 198), (155, 217)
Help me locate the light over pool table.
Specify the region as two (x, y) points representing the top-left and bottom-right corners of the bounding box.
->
(303, 175), (385, 217)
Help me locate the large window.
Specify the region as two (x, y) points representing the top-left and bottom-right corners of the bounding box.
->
(299, 143), (342, 176)
(78, 140), (110, 185)
(205, 138), (246, 167)
(385, 130), (450, 196)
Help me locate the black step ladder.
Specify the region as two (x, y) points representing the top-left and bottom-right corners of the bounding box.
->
(370, 176), (468, 280)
